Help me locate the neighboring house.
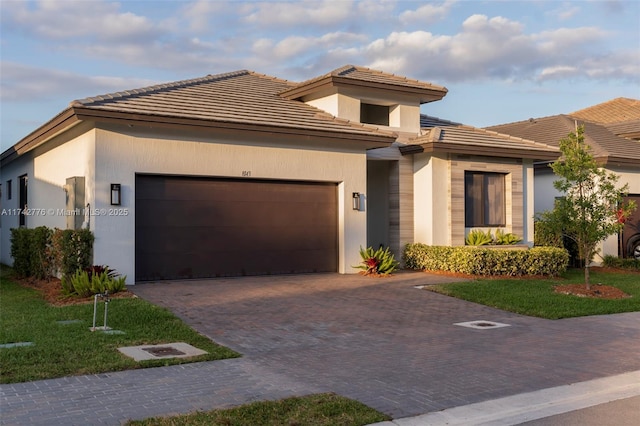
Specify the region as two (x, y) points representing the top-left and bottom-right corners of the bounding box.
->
(0, 65), (558, 283)
(487, 98), (640, 260)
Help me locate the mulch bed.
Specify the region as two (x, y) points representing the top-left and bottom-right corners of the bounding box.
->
(14, 276), (135, 306)
(554, 283), (631, 299)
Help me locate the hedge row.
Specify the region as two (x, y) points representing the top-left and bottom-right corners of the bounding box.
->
(403, 243), (569, 277)
(10, 227), (94, 279)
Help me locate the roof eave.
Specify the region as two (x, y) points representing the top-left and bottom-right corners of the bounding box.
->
(73, 107), (395, 146)
(400, 142), (560, 161)
(280, 75), (448, 104)
(1, 106), (396, 167)
(0, 108), (80, 167)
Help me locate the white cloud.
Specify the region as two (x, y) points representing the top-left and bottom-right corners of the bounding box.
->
(549, 3), (581, 21)
(180, 0), (229, 33)
(399, 0), (456, 25)
(252, 31), (368, 62)
(324, 13), (637, 84)
(356, 0), (397, 21)
(0, 62), (157, 102)
(242, 0), (354, 27)
(2, 0), (164, 42)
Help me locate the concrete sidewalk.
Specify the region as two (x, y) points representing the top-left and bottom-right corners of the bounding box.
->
(371, 370), (640, 425)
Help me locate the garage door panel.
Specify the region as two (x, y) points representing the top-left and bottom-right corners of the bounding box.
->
(135, 175), (338, 280)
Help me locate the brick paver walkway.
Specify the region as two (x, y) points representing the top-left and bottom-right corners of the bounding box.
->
(2, 272), (640, 425)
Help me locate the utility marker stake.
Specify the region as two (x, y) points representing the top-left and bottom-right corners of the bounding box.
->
(90, 291), (112, 332)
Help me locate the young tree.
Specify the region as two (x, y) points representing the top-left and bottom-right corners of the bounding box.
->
(544, 125), (635, 288)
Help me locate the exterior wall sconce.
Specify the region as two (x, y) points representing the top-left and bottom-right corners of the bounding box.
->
(352, 192), (361, 211)
(110, 184), (121, 205)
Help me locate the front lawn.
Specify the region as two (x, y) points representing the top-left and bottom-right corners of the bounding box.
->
(0, 273), (239, 384)
(429, 268), (640, 319)
(126, 393), (390, 426)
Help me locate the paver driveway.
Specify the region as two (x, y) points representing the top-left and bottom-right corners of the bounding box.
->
(131, 271), (640, 419)
(3, 271), (640, 425)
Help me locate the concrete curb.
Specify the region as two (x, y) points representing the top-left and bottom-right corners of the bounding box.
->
(370, 370), (640, 426)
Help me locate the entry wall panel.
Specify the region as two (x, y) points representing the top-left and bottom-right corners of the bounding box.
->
(135, 175), (337, 280)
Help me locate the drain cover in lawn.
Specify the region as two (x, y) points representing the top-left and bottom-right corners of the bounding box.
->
(118, 342), (207, 361)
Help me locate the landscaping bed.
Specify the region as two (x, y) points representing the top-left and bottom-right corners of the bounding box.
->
(427, 268), (640, 319)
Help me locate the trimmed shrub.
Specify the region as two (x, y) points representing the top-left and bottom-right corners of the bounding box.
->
(602, 255), (640, 270)
(403, 243), (569, 277)
(10, 228), (32, 277)
(10, 226), (94, 280)
(51, 228), (94, 279)
(9, 226), (54, 279)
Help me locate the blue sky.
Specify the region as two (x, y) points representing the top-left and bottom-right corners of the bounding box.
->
(1, 0), (639, 152)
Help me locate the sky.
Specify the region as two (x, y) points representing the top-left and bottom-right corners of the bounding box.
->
(1, 0), (639, 152)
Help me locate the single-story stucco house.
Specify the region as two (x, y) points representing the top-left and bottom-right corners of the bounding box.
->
(487, 97), (640, 260)
(0, 65), (559, 283)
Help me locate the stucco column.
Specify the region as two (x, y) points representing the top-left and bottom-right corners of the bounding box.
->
(389, 156), (414, 261)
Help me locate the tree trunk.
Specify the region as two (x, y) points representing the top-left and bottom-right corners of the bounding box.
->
(584, 264), (590, 290)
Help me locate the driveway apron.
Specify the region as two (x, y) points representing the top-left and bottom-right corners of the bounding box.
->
(2, 271), (640, 425)
(130, 273), (640, 417)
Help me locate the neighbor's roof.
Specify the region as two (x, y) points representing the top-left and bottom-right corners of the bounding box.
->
(486, 115), (640, 167)
(1, 69), (398, 165)
(279, 65), (448, 104)
(570, 97), (640, 124)
(398, 115), (560, 160)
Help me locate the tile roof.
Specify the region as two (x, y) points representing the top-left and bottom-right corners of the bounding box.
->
(328, 65), (447, 92)
(398, 115), (559, 160)
(279, 65), (447, 103)
(486, 115), (640, 166)
(570, 97), (640, 124)
(71, 70), (396, 140)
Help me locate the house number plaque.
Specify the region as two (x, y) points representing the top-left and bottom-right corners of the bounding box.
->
(242, 170), (251, 177)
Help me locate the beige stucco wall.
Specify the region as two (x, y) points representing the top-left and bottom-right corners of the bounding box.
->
(0, 154), (34, 265)
(451, 156), (527, 245)
(413, 153), (450, 246)
(304, 91), (421, 133)
(0, 125), (96, 266)
(93, 125), (369, 283)
(413, 155), (531, 247)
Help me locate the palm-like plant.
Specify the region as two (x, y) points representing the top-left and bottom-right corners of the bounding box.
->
(354, 246), (399, 275)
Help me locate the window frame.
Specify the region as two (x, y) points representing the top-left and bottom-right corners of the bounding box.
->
(464, 171), (506, 227)
(19, 174), (28, 226)
(360, 103), (390, 126)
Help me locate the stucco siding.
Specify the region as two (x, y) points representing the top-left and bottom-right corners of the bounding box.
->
(0, 128), (95, 266)
(31, 130), (96, 230)
(413, 153), (450, 246)
(0, 154), (33, 265)
(450, 156), (526, 246)
(93, 125), (369, 283)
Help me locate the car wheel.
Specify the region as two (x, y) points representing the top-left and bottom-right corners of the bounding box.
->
(627, 235), (640, 260)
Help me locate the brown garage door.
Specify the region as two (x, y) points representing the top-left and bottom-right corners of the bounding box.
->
(135, 175), (338, 281)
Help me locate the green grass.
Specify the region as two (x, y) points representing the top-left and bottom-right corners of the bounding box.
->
(0, 273), (239, 384)
(126, 393), (390, 426)
(429, 269), (640, 319)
